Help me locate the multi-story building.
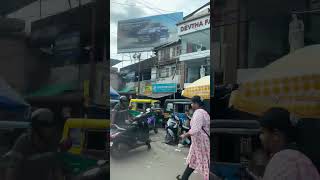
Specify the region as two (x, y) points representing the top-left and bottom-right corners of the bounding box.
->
(153, 40), (182, 87)
(177, 2), (211, 88)
(119, 57), (155, 97)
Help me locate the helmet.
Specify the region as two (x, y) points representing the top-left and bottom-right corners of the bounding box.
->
(31, 108), (56, 128)
(119, 96), (128, 103)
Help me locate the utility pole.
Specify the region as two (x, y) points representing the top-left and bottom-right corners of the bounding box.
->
(137, 53), (141, 96)
(89, 0), (96, 105)
(39, 0), (42, 18)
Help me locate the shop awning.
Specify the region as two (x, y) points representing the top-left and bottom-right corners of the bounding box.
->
(229, 45), (320, 118)
(26, 81), (78, 98)
(145, 93), (173, 99)
(0, 78), (29, 109)
(110, 87), (120, 99)
(182, 75), (210, 99)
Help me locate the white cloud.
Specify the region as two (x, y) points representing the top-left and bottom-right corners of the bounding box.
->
(110, 0), (209, 69)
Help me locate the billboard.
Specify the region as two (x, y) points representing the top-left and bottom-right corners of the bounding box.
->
(117, 12), (183, 53)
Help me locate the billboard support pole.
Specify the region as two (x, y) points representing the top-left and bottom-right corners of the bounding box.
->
(89, 0), (97, 104)
(138, 53), (141, 97)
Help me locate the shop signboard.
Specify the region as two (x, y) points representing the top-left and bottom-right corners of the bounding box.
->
(152, 83), (177, 93)
(144, 82), (152, 95)
(178, 15), (210, 36)
(117, 12), (183, 53)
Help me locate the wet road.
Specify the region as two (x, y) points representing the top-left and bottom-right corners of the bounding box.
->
(110, 129), (203, 180)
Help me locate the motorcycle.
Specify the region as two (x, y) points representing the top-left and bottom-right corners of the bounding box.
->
(146, 108), (158, 134)
(110, 112), (151, 158)
(165, 114), (180, 145)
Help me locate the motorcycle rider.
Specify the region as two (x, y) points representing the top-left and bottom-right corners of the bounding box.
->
(111, 96), (130, 126)
(3, 108), (63, 180)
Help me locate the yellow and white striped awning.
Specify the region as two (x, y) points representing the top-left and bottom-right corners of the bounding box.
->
(182, 76), (210, 100)
(230, 45), (320, 118)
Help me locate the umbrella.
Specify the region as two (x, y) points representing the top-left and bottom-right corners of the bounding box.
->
(229, 45), (320, 118)
(110, 87), (120, 100)
(182, 75), (210, 100)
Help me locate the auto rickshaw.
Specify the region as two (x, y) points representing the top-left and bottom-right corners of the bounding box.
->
(163, 99), (192, 121)
(129, 99), (160, 112)
(60, 118), (109, 176)
(129, 99), (163, 126)
(211, 120), (266, 180)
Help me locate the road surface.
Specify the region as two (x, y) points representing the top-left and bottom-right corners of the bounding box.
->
(110, 129), (203, 180)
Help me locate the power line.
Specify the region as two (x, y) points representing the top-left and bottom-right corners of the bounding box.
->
(111, 1), (176, 13)
(135, 0), (210, 37)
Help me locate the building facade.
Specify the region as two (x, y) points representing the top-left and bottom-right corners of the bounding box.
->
(153, 40), (182, 87)
(177, 4), (210, 88)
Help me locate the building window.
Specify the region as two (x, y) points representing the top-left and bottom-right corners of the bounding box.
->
(159, 68), (170, 78)
(172, 47), (175, 57)
(181, 29), (210, 54)
(166, 68), (170, 77)
(176, 46), (181, 56)
(162, 48), (169, 61)
(171, 67), (176, 76)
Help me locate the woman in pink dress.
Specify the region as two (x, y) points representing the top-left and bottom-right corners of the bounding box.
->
(177, 96), (210, 180)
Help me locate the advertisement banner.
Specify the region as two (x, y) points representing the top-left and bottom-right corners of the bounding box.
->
(117, 12), (183, 53)
(152, 83), (177, 93)
(144, 81), (152, 95)
(178, 15), (210, 36)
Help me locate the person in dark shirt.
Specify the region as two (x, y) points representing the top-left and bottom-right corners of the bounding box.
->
(3, 108), (63, 180)
(111, 96), (130, 126)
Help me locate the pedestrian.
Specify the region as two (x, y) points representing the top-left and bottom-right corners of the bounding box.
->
(246, 107), (320, 180)
(176, 96), (210, 180)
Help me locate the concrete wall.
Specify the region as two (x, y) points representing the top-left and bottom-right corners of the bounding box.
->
(7, 0), (91, 34)
(0, 37), (49, 94)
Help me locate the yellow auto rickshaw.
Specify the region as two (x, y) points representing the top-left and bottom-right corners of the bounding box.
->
(129, 99), (160, 112)
(61, 118), (109, 159)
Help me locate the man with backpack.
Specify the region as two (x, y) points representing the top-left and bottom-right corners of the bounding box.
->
(247, 108), (320, 180)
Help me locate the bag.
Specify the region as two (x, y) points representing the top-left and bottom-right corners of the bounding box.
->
(202, 126), (210, 138)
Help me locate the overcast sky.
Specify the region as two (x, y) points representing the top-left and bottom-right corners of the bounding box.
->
(110, 0), (209, 69)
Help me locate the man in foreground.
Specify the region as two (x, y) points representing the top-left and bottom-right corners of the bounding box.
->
(4, 108), (63, 180)
(248, 108), (320, 180)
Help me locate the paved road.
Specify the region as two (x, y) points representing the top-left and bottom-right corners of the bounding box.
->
(110, 129), (203, 180)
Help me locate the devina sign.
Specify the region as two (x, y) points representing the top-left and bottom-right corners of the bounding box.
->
(178, 15), (210, 36)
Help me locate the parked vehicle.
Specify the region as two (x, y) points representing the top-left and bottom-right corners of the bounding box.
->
(110, 112), (151, 158)
(165, 114), (180, 145)
(61, 118), (109, 160)
(211, 120), (266, 180)
(163, 99), (192, 121)
(129, 99), (160, 112)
